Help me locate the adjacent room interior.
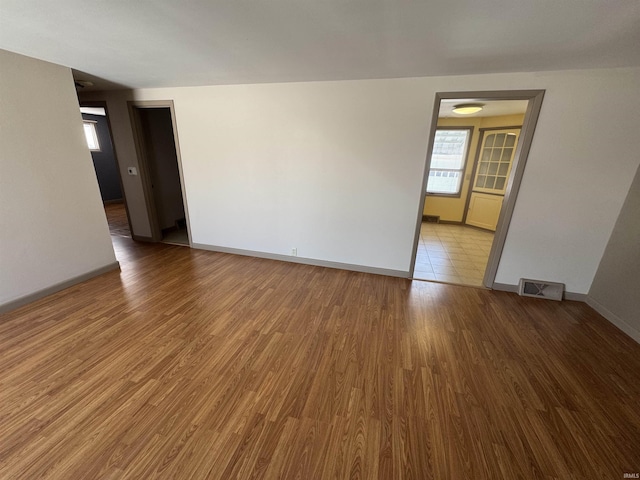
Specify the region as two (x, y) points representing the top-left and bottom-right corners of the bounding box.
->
(80, 102), (189, 247)
(415, 98), (528, 287)
(80, 105), (132, 239)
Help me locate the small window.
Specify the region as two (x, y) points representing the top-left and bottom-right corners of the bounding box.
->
(426, 128), (471, 196)
(83, 121), (100, 151)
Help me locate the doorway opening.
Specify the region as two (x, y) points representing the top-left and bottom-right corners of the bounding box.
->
(80, 103), (133, 240)
(411, 90), (544, 287)
(129, 101), (190, 247)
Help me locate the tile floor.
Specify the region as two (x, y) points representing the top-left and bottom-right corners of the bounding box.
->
(414, 222), (494, 287)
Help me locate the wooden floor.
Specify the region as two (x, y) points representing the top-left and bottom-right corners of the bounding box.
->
(1, 236), (639, 479)
(104, 202), (131, 238)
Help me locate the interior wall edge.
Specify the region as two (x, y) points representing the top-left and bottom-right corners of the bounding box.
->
(0, 50), (117, 306)
(563, 291), (589, 302)
(586, 296), (640, 344)
(493, 283), (639, 344)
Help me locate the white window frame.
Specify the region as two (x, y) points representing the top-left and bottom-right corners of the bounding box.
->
(83, 120), (101, 152)
(426, 127), (472, 197)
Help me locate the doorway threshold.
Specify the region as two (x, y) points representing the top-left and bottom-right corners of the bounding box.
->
(411, 277), (490, 290)
(161, 228), (189, 246)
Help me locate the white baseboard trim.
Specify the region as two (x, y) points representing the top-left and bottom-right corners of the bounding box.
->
(191, 243), (409, 278)
(563, 292), (588, 302)
(586, 296), (640, 344)
(0, 262), (121, 314)
(492, 282), (518, 293)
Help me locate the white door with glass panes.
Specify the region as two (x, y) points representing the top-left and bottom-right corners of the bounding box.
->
(466, 129), (520, 231)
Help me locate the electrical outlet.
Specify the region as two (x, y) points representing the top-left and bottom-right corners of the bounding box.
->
(291, 248), (297, 257)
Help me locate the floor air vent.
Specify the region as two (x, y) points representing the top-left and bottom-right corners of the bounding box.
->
(518, 278), (564, 301)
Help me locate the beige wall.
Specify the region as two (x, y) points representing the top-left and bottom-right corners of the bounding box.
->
(77, 67), (640, 294)
(588, 162), (640, 343)
(0, 49), (117, 308)
(480, 114), (526, 128)
(423, 113), (525, 222)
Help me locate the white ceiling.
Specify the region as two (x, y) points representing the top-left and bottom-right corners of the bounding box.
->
(1, 0), (639, 89)
(439, 99), (529, 118)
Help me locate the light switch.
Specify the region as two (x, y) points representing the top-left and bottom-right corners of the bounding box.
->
(127, 167), (138, 175)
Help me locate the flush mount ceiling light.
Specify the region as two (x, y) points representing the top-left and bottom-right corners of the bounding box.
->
(74, 80), (93, 89)
(452, 103), (484, 115)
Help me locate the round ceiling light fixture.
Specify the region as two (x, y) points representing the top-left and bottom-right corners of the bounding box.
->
(74, 80), (94, 89)
(452, 103), (484, 115)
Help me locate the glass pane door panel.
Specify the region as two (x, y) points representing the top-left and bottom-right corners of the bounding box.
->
(472, 128), (520, 195)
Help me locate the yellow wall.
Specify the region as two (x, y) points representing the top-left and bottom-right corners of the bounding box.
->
(423, 113), (525, 222)
(480, 114), (526, 129)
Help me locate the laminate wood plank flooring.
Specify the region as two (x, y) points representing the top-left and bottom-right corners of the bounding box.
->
(1, 235), (639, 479)
(104, 202), (130, 238)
